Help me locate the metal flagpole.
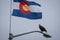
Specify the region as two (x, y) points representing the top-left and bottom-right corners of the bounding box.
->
(8, 0), (13, 40)
(9, 0), (12, 34)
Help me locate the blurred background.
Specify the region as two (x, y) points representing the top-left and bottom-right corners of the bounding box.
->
(0, 0), (60, 40)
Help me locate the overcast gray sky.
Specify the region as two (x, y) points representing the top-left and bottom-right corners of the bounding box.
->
(0, 0), (60, 40)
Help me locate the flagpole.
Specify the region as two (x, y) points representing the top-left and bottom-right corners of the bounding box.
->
(8, 0), (13, 40)
(9, 0), (12, 34)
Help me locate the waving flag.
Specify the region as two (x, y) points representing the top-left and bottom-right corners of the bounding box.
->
(12, 0), (42, 19)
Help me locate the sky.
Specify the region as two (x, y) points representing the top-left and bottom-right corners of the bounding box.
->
(0, 0), (60, 40)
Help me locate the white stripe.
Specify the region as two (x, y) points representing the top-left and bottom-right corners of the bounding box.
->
(13, 2), (19, 9)
(30, 5), (42, 12)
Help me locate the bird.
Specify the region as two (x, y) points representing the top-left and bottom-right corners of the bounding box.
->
(39, 24), (47, 33)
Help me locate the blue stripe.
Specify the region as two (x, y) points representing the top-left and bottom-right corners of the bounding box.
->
(28, 1), (41, 7)
(13, 0), (25, 2)
(13, 0), (41, 7)
(12, 9), (42, 19)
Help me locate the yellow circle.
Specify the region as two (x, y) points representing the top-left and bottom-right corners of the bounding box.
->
(23, 5), (30, 11)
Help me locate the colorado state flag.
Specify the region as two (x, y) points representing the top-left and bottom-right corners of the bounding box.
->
(12, 0), (42, 19)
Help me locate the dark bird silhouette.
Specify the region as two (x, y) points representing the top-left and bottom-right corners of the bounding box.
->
(39, 24), (47, 32)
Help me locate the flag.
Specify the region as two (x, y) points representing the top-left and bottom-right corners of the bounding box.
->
(12, 0), (42, 19)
